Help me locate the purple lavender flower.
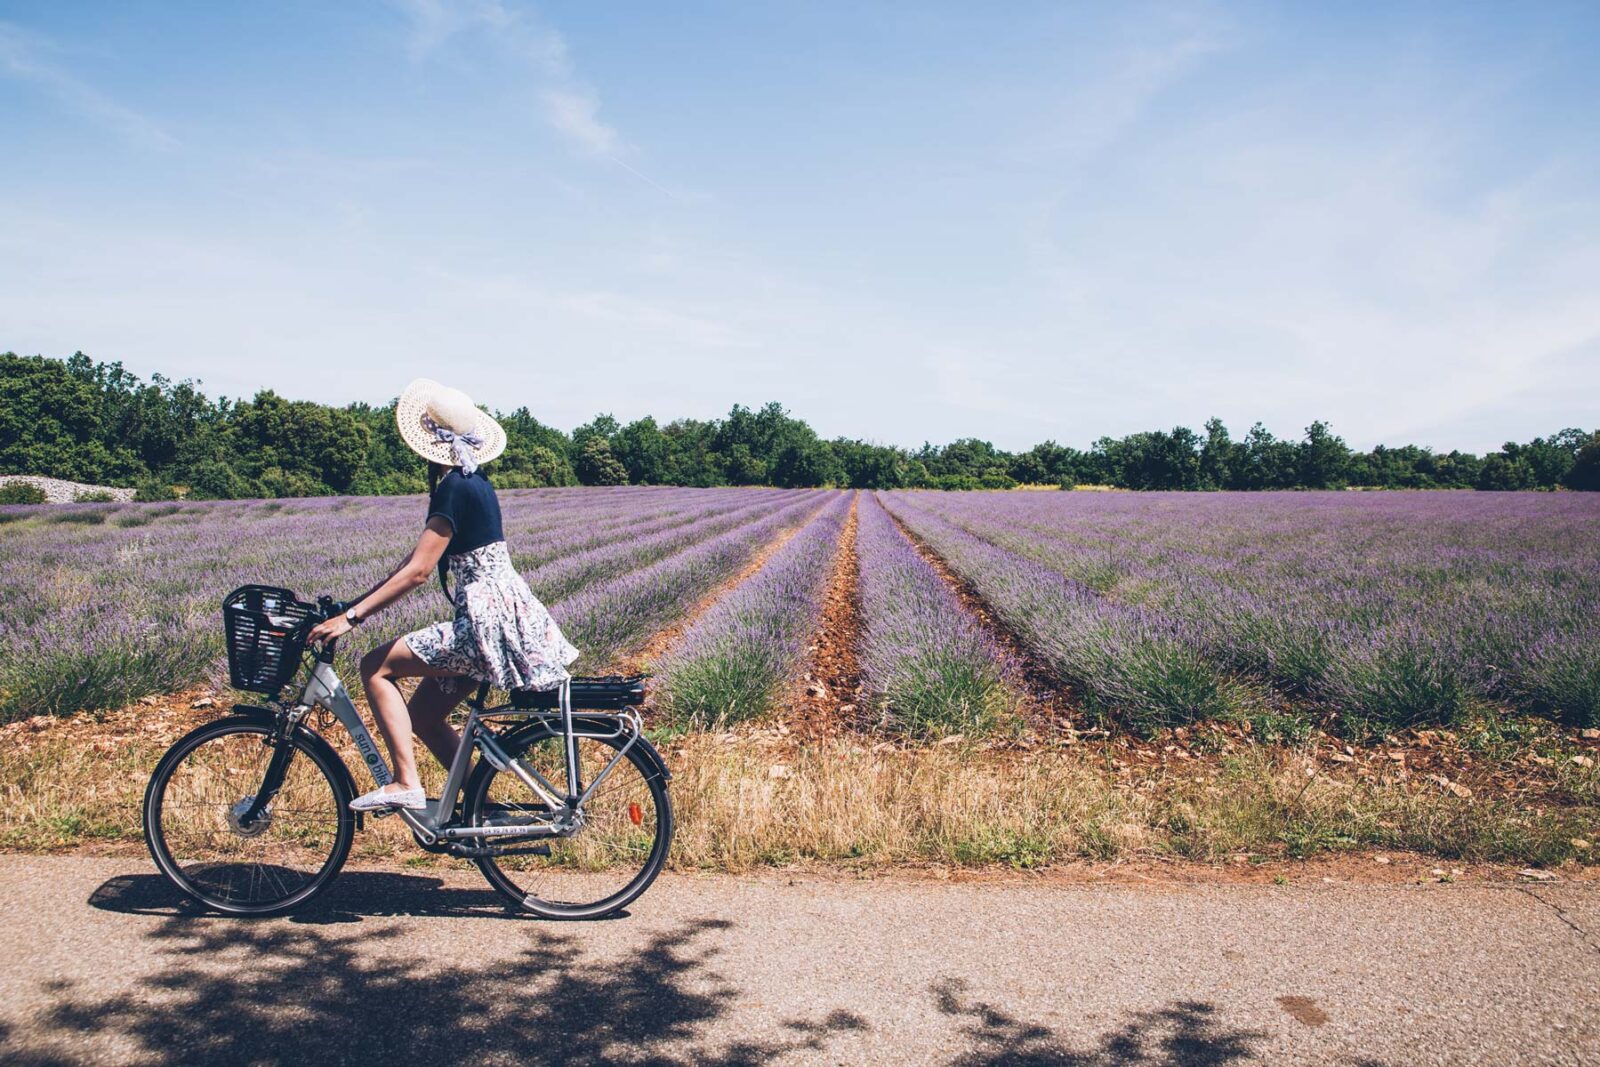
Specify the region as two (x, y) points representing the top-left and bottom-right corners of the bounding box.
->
(656, 492), (851, 725)
(855, 493), (1014, 736)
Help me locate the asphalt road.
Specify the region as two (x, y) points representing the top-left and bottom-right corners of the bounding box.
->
(0, 856), (1596, 1066)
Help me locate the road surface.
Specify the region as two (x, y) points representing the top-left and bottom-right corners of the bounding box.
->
(0, 856), (1596, 1065)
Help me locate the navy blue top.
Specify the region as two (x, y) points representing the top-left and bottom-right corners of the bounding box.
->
(428, 469), (503, 592)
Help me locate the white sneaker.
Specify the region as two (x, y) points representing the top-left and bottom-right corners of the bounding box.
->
(349, 785), (426, 812)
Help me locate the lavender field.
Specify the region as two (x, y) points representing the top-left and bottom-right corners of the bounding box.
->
(2, 487), (1597, 738)
(0, 487), (828, 722)
(882, 490), (1600, 733)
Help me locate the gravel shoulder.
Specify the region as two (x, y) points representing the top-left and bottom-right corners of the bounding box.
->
(1, 855), (1596, 1066)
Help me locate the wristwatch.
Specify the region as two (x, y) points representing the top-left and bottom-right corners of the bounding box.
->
(345, 606), (362, 627)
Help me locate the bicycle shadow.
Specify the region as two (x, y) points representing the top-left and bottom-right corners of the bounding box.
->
(88, 869), (580, 923)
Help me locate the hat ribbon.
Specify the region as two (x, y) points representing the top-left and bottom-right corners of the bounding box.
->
(421, 414), (485, 475)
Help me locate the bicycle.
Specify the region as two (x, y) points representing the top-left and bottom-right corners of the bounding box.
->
(142, 584), (673, 919)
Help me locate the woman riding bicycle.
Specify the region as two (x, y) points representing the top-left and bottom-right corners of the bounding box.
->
(307, 378), (579, 812)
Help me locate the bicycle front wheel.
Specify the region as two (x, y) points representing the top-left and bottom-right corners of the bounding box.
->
(466, 728), (672, 919)
(143, 715), (354, 916)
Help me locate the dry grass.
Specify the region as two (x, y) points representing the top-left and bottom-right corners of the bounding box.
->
(660, 731), (1598, 871)
(4, 691), (1595, 872)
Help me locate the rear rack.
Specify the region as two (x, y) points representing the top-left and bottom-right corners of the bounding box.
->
(472, 675), (647, 712)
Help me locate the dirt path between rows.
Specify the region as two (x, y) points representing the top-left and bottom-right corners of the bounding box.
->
(877, 493), (1078, 735)
(782, 490), (866, 740)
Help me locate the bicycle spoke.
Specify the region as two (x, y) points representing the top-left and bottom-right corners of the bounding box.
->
(151, 722), (349, 913)
(472, 730), (669, 916)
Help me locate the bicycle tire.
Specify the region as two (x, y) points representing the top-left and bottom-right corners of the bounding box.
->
(144, 715), (354, 917)
(465, 728), (672, 919)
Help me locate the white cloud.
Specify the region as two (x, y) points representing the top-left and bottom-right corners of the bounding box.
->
(540, 87), (619, 156)
(391, 0), (623, 159)
(0, 22), (175, 147)
(1011, 12), (1600, 452)
(1038, 18), (1225, 167)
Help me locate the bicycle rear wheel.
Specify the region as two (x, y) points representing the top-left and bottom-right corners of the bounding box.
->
(465, 728), (672, 919)
(144, 715), (354, 916)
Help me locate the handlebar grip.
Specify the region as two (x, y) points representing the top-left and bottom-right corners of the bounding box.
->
(313, 596), (353, 622)
(304, 595), (353, 661)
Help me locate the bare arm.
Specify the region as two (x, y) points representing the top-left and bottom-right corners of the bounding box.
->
(348, 546), (419, 606)
(307, 517), (453, 645)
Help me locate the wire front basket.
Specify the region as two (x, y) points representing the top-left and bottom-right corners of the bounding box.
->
(223, 585), (316, 694)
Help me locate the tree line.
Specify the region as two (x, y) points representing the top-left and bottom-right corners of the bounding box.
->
(2, 352), (1596, 498)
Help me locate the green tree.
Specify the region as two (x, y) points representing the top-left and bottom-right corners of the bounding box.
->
(348, 400), (426, 494)
(771, 440), (842, 487)
(1477, 453), (1533, 490)
(0, 481), (46, 504)
(1198, 418), (1239, 490)
(1096, 427), (1203, 490)
(574, 436), (629, 485)
(230, 390), (368, 493)
(1297, 421), (1351, 489)
(4, 351), (1590, 497)
(496, 445), (574, 489)
(1236, 423), (1298, 489)
(495, 407), (575, 488)
(188, 458), (254, 499)
(1518, 429), (1589, 488)
(611, 416), (674, 485)
(660, 419), (726, 486)
(1010, 441), (1078, 485)
(0, 352), (129, 482)
(721, 443), (767, 485)
(833, 439), (905, 489)
(1562, 432), (1600, 491)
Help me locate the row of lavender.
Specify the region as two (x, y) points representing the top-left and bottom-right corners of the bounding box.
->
(881, 490), (1600, 731)
(656, 493), (851, 725)
(0, 487), (824, 721)
(853, 493), (1014, 736)
(655, 491), (1021, 737)
(877, 494), (1243, 733)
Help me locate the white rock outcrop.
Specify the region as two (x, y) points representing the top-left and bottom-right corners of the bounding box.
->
(0, 475), (136, 503)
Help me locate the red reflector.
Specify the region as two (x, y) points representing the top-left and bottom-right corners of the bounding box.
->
(628, 802), (643, 826)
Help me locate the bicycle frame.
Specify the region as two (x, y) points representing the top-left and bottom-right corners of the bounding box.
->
(293, 660), (642, 848)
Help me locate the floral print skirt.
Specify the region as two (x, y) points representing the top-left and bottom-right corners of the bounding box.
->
(403, 540), (580, 693)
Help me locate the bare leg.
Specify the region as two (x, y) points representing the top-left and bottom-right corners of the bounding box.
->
(360, 638), (467, 792)
(408, 677), (467, 769)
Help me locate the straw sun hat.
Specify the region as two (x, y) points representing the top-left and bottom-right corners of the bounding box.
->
(396, 378), (506, 474)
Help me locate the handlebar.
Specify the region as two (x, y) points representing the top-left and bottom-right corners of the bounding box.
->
(306, 595), (353, 661)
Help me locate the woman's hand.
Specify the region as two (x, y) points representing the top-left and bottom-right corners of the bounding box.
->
(307, 614), (353, 647)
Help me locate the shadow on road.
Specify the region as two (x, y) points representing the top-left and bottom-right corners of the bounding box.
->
(934, 978), (1265, 1066)
(4, 909), (865, 1066)
(88, 870), (540, 923)
(4, 872), (1274, 1066)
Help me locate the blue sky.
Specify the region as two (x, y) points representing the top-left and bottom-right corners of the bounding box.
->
(2, 2), (1596, 452)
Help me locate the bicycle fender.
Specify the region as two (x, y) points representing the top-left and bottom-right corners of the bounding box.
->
(222, 707), (367, 827)
(489, 715), (674, 785)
